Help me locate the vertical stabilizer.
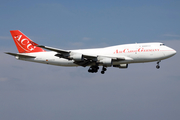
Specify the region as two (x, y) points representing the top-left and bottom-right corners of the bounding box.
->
(10, 30), (46, 53)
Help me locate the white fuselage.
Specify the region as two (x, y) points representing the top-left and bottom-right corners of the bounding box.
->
(17, 42), (176, 67)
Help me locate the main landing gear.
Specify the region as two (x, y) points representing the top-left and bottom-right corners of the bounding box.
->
(101, 66), (107, 74)
(88, 66), (107, 74)
(88, 66), (99, 73)
(156, 60), (161, 69)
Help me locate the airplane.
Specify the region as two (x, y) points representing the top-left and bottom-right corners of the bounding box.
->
(6, 30), (176, 74)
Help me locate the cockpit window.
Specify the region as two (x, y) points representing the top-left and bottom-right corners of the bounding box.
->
(160, 43), (165, 46)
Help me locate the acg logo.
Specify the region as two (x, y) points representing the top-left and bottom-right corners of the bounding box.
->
(14, 35), (36, 51)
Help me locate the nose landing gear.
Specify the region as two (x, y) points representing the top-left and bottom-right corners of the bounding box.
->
(156, 60), (161, 69)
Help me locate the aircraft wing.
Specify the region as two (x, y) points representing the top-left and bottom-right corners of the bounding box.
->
(37, 45), (70, 53)
(38, 45), (131, 67)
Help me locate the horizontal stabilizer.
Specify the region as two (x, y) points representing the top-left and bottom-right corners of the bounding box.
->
(5, 52), (36, 58)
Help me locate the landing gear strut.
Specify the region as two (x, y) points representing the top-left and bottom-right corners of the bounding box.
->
(101, 66), (107, 74)
(156, 60), (161, 69)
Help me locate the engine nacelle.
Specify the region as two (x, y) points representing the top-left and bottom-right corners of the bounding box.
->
(99, 58), (112, 67)
(113, 64), (128, 68)
(71, 53), (84, 61)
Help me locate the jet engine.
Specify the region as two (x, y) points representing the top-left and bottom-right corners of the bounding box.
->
(113, 64), (128, 68)
(71, 53), (84, 61)
(99, 58), (112, 67)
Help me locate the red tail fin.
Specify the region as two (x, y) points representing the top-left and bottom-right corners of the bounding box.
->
(10, 30), (46, 53)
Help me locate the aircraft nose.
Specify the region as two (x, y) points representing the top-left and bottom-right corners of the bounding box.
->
(170, 47), (176, 56)
(172, 49), (177, 55)
(164, 48), (176, 58)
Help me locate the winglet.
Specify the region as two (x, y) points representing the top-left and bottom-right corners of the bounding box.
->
(10, 30), (46, 53)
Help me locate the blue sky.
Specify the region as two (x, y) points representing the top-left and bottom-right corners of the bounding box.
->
(0, 0), (180, 120)
(1, 0), (180, 48)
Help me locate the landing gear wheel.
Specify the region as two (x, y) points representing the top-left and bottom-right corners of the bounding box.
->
(101, 66), (107, 74)
(101, 71), (105, 74)
(156, 65), (160, 69)
(102, 67), (107, 71)
(88, 65), (99, 73)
